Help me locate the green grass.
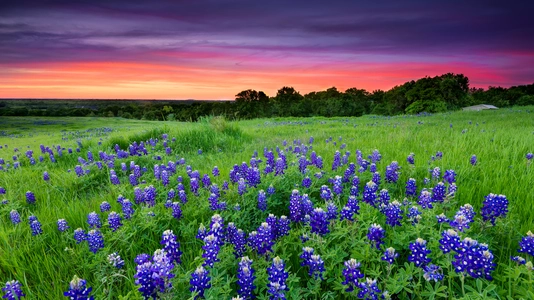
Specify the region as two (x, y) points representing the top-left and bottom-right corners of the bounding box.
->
(0, 108), (533, 299)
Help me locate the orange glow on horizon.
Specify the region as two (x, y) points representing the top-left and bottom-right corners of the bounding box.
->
(0, 60), (519, 100)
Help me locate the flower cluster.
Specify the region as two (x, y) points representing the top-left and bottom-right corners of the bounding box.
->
(300, 248), (325, 280)
(87, 230), (104, 253)
(161, 230), (182, 265)
(237, 257), (256, 300)
(2, 280), (25, 300)
(310, 208), (329, 235)
(367, 223), (385, 249)
(408, 238), (431, 267)
(341, 259), (365, 292)
(63, 276), (93, 300)
(452, 238), (495, 280)
(107, 252), (124, 269)
(267, 257), (288, 300)
(481, 193), (508, 225)
(190, 266), (211, 299)
(518, 231), (534, 257)
(381, 247), (398, 264)
(382, 201), (403, 227)
(135, 249), (175, 299)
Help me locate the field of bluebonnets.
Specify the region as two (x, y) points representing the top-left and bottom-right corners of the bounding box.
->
(1, 107), (533, 300)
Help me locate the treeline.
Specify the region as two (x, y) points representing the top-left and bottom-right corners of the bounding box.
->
(1, 73), (533, 121)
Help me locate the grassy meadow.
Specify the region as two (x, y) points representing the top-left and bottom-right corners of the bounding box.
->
(1, 107), (533, 299)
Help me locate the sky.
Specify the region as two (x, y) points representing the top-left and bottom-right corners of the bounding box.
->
(1, 0), (533, 100)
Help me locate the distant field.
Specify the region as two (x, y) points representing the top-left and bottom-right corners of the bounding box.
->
(1, 108), (533, 299)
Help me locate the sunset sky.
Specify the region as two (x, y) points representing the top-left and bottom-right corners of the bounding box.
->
(1, 0), (533, 100)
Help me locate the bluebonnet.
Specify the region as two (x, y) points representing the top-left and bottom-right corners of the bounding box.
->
(110, 174), (120, 185)
(448, 183), (457, 197)
(238, 178), (247, 196)
(436, 213), (449, 224)
(275, 158), (285, 176)
(10, 210), (21, 225)
(518, 231), (534, 257)
(267, 185), (276, 195)
(64, 276), (93, 300)
(121, 199), (134, 219)
(108, 212), (122, 232)
(161, 170), (170, 187)
(289, 190), (303, 223)
(190, 178), (200, 196)
(431, 167), (441, 180)
(382, 201), (403, 227)
(301, 251), (325, 280)
(367, 223), (386, 249)
(190, 266), (211, 299)
(129, 174), (138, 186)
(381, 247), (398, 264)
(343, 163), (356, 183)
(144, 185), (156, 207)
(178, 190), (187, 204)
(527, 153), (534, 161)
(423, 264), (444, 282)
(332, 175), (343, 195)
(511, 256), (526, 265)
(481, 194), (508, 225)
(300, 194), (313, 216)
(363, 181), (378, 207)
(25, 191), (35, 205)
(385, 161), (399, 183)
(439, 229), (461, 254)
(87, 212), (101, 229)
(370, 149), (382, 163)
(470, 155), (477, 166)
(310, 208), (329, 235)
(237, 257), (256, 300)
(74, 165), (84, 177)
(407, 153), (415, 165)
(408, 238), (431, 267)
(0, 187), (5, 194)
(443, 169), (456, 184)
(107, 252), (124, 269)
(74, 228), (86, 244)
(2, 280), (25, 300)
(100, 201), (111, 213)
(267, 257), (288, 300)
(167, 189), (176, 201)
(315, 156), (323, 169)
(371, 172), (381, 186)
(326, 201), (338, 221)
(43, 171), (50, 181)
(369, 163), (377, 173)
(405, 178), (417, 197)
(320, 185), (332, 201)
(161, 230), (182, 265)
(452, 238), (495, 280)
(135, 249), (175, 299)
(332, 151), (341, 171)
(258, 190), (267, 211)
(418, 189), (433, 209)
(450, 204), (475, 232)
(87, 230), (104, 253)
(277, 216), (290, 238)
(227, 223), (247, 258)
(378, 189), (390, 206)
(202, 174), (211, 188)
(212, 166), (220, 177)
(407, 206), (422, 225)
(432, 182), (446, 203)
(298, 155), (308, 174)
(202, 234), (221, 267)
(57, 219), (69, 232)
(134, 187), (144, 204)
(342, 259), (365, 292)
(302, 176), (312, 188)
(358, 278), (382, 300)
(30, 219), (43, 236)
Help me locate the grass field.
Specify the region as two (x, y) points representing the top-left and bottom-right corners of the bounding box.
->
(1, 107), (533, 299)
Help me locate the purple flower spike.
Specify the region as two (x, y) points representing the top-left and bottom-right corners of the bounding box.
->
(63, 276), (93, 300)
